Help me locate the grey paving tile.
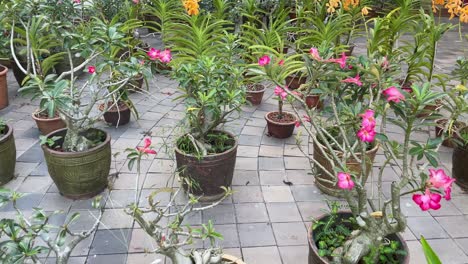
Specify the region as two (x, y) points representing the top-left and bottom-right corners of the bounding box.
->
(237, 145), (259, 158)
(238, 135), (262, 146)
(39, 193), (73, 211)
(284, 157), (310, 170)
(17, 177), (51, 193)
(232, 170), (259, 186)
(290, 185), (325, 201)
(424, 239), (468, 264)
(202, 204), (236, 224)
(262, 186), (294, 202)
(259, 170), (288, 185)
(272, 222), (308, 246)
(89, 229), (132, 255)
(232, 186), (263, 203)
(258, 157), (285, 171)
(407, 217), (449, 239)
(286, 170), (314, 185)
(143, 173), (174, 189)
(297, 201), (330, 221)
(436, 216), (468, 238)
(99, 209), (134, 229)
(267, 202), (303, 222)
(238, 223), (276, 247)
(87, 254), (128, 264)
(235, 203), (269, 223)
(235, 157), (258, 171)
(209, 224), (240, 248)
(129, 228), (158, 253)
(258, 145), (283, 157)
(126, 253), (167, 264)
(279, 245), (309, 264)
(106, 190), (137, 208)
(242, 246), (282, 264)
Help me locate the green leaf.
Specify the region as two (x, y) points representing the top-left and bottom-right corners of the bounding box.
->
(421, 236), (442, 264)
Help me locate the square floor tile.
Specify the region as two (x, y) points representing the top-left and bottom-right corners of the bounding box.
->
(279, 245), (309, 264)
(262, 186), (294, 202)
(238, 223), (276, 247)
(235, 203), (269, 223)
(259, 157), (285, 171)
(99, 209), (134, 229)
(272, 222), (308, 246)
(407, 217), (448, 239)
(89, 229), (132, 255)
(232, 170), (259, 186)
(267, 203), (302, 222)
(232, 186), (263, 203)
(436, 216), (468, 238)
(259, 170), (287, 185)
(424, 239), (468, 264)
(242, 246), (282, 264)
(209, 224), (239, 248)
(202, 204), (236, 224)
(129, 228), (158, 253)
(237, 145), (260, 158)
(87, 254), (128, 264)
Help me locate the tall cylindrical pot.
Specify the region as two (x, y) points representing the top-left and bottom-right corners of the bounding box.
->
(0, 124), (16, 185)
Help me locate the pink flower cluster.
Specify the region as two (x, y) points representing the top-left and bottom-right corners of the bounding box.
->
(274, 86), (288, 100)
(413, 169), (455, 211)
(327, 52), (348, 69)
(295, 115), (311, 128)
(337, 172), (354, 190)
(258, 55), (271, 66)
(137, 138), (157, 154)
(341, 74), (362, 86)
(356, 109), (376, 143)
(382, 86), (405, 103)
(147, 48), (172, 63)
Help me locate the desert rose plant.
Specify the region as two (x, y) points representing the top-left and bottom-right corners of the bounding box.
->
(252, 45), (459, 263)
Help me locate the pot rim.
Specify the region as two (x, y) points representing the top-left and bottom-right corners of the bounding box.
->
(98, 101), (130, 113)
(307, 211), (410, 264)
(246, 83), (266, 93)
(174, 129), (238, 159)
(32, 109), (62, 121)
(436, 118), (466, 129)
(265, 111), (298, 126)
(0, 124), (13, 144)
(0, 64), (7, 76)
(42, 128), (111, 157)
(222, 254), (246, 264)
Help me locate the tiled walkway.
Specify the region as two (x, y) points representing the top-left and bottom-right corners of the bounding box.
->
(1, 26), (468, 264)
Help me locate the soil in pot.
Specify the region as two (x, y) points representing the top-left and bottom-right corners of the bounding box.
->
(42, 128), (111, 199)
(99, 101), (131, 126)
(308, 211), (409, 264)
(305, 94), (322, 109)
(175, 130), (238, 201)
(435, 119), (466, 148)
(0, 64), (8, 110)
(314, 135), (379, 197)
(265, 111), (297, 139)
(0, 124), (16, 185)
(285, 74), (306, 90)
(246, 83), (266, 105)
(32, 110), (66, 135)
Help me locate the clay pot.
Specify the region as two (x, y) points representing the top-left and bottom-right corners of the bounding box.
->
(308, 212), (410, 264)
(246, 84), (266, 105)
(285, 75), (306, 90)
(305, 94), (322, 109)
(265, 111), (297, 139)
(314, 140), (379, 197)
(435, 119), (466, 148)
(42, 128), (110, 199)
(0, 64), (8, 110)
(175, 130), (238, 202)
(453, 143), (468, 190)
(0, 124), (16, 185)
(222, 254), (246, 264)
(99, 102), (131, 126)
(32, 110), (66, 135)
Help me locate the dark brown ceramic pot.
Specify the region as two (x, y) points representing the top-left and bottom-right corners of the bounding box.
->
(175, 130), (238, 202)
(305, 94), (322, 109)
(265, 111), (297, 139)
(42, 128), (111, 199)
(453, 127), (468, 190)
(308, 212), (410, 264)
(32, 110), (66, 135)
(0, 124), (16, 185)
(285, 75), (306, 90)
(435, 119), (466, 148)
(99, 101), (131, 126)
(246, 84), (266, 105)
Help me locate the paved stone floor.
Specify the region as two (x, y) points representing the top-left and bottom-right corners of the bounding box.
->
(1, 25), (468, 264)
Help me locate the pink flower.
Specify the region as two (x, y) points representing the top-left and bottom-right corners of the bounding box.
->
(328, 52), (348, 69)
(132, 0), (139, 3)
(428, 168), (455, 201)
(278, 59), (285, 66)
(357, 127), (376, 143)
(159, 49), (172, 63)
(88, 66), (95, 74)
(341, 74), (362, 86)
(136, 138), (157, 154)
(413, 189), (442, 211)
(73, 0), (80, 3)
(309, 48), (321, 61)
(337, 172), (354, 190)
(274, 86), (288, 100)
(258, 55), (271, 66)
(295, 121), (301, 128)
(360, 109), (376, 129)
(147, 48), (161, 60)
(382, 86), (405, 103)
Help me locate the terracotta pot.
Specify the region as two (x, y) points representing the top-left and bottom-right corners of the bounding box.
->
(32, 110), (66, 135)
(305, 94), (322, 109)
(222, 254), (245, 264)
(265, 111), (297, 139)
(0, 124), (16, 185)
(246, 84), (266, 105)
(285, 75), (306, 90)
(314, 140), (379, 197)
(308, 212), (410, 264)
(0, 64), (8, 110)
(435, 119), (466, 148)
(175, 130), (238, 202)
(42, 128), (111, 199)
(99, 102), (131, 126)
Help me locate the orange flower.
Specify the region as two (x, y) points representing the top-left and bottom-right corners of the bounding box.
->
(326, 0), (340, 13)
(445, 0), (463, 19)
(361, 6), (371, 16)
(183, 0), (200, 15)
(460, 5), (468, 23)
(343, 0), (359, 11)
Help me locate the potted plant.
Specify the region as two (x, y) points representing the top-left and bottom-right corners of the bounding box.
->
(453, 128), (468, 190)
(172, 56), (245, 201)
(0, 119), (15, 186)
(0, 63), (8, 110)
(245, 82), (266, 105)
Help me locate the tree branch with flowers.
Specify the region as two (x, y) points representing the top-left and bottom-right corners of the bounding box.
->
(250, 45), (459, 263)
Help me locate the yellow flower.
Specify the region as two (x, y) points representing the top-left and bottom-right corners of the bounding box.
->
(455, 84), (467, 92)
(361, 6), (371, 16)
(183, 0), (200, 16)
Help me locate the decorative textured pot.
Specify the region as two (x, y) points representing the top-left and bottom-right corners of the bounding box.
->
(435, 119), (466, 148)
(100, 102), (131, 126)
(305, 94), (322, 109)
(42, 128), (111, 199)
(246, 84), (266, 105)
(265, 111), (297, 139)
(308, 212), (410, 264)
(32, 110), (66, 135)
(314, 140), (379, 197)
(175, 130), (238, 202)
(0, 124), (16, 185)
(222, 254), (246, 264)
(0, 64), (8, 110)
(285, 75), (306, 90)
(453, 127), (468, 190)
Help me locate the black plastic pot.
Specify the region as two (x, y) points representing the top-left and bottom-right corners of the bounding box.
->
(42, 128), (111, 199)
(453, 128), (468, 190)
(175, 130), (238, 202)
(308, 212), (410, 264)
(0, 124), (16, 185)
